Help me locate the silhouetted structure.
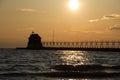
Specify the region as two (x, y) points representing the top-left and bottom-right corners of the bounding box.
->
(27, 32), (43, 49)
(16, 32), (120, 51)
(42, 41), (120, 48)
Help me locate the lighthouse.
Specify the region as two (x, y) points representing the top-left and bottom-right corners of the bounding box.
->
(27, 32), (43, 49)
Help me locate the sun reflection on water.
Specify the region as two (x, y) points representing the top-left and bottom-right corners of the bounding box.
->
(60, 51), (89, 65)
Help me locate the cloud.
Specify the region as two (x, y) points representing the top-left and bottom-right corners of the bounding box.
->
(89, 19), (99, 22)
(102, 14), (120, 20)
(16, 26), (34, 31)
(20, 9), (36, 12)
(89, 14), (120, 22)
(82, 31), (103, 34)
(63, 30), (103, 34)
(109, 24), (120, 30)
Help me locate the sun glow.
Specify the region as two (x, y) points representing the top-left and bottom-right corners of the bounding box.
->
(69, 0), (80, 10)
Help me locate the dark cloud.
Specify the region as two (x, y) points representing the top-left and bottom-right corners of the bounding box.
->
(103, 15), (116, 19)
(102, 14), (120, 20)
(109, 25), (120, 30)
(89, 14), (120, 22)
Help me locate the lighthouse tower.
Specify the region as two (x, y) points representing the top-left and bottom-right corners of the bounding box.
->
(27, 32), (43, 49)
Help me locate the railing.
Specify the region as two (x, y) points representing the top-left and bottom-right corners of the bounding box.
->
(42, 41), (120, 49)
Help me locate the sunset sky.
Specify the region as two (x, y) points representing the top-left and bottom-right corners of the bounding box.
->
(0, 0), (120, 48)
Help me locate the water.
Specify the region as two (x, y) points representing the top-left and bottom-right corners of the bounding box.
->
(0, 48), (120, 80)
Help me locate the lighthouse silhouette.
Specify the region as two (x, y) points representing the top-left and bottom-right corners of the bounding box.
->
(27, 32), (43, 49)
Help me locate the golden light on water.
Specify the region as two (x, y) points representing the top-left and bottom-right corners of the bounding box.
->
(69, 0), (80, 10)
(60, 51), (88, 65)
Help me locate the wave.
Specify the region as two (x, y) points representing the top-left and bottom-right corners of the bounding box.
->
(0, 64), (120, 78)
(51, 64), (120, 72)
(0, 72), (120, 78)
(0, 64), (40, 72)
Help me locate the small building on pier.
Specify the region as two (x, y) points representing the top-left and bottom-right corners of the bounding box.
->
(27, 32), (43, 49)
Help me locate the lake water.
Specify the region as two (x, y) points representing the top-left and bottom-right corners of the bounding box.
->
(0, 48), (120, 80)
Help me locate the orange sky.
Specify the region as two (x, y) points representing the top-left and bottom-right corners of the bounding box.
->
(0, 0), (120, 48)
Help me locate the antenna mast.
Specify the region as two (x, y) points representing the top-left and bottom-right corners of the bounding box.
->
(52, 30), (55, 42)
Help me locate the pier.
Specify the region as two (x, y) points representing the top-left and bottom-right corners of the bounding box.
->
(16, 33), (120, 51)
(41, 41), (120, 51)
(42, 41), (120, 48)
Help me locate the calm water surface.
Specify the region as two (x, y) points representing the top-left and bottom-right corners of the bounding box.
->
(0, 48), (120, 80)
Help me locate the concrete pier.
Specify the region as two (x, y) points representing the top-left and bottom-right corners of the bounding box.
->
(42, 41), (120, 49)
(17, 41), (120, 51)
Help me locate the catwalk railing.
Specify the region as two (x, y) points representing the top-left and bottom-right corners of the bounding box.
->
(42, 41), (120, 49)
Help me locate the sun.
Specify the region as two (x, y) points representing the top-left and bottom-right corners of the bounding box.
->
(69, 0), (80, 10)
